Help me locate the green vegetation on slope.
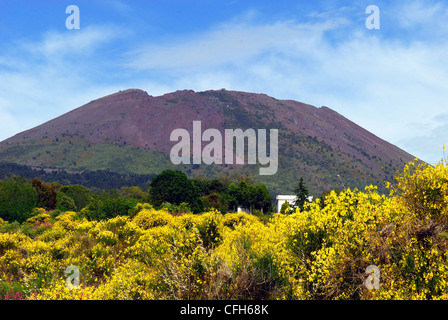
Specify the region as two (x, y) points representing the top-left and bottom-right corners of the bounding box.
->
(0, 160), (447, 300)
(0, 125), (404, 196)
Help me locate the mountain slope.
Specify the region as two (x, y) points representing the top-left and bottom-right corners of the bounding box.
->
(0, 88), (415, 195)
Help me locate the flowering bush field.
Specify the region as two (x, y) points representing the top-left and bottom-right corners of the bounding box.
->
(1, 159), (448, 300)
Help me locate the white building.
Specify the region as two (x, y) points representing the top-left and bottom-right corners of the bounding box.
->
(236, 206), (250, 213)
(275, 195), (313, 213)
(275, 195), (297, 213)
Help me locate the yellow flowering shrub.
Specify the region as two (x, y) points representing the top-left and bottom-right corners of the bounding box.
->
(54, 211), (79, 231)
(221, 212), (260, 229)
(24, 213), (52, 226)
(395, 159), (448, 224)
(212, 217), (291, 299)
(2, 160), (448, 300)
(194, 210), (223, 249)
(30, 278), (96, 300)
(92, 260), (159, 299)
(132, 207), (173, 229)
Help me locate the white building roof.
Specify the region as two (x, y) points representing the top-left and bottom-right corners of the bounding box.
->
(275, 195), (297, 200)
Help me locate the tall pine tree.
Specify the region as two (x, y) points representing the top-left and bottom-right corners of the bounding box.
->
(293, 177), (310, 212)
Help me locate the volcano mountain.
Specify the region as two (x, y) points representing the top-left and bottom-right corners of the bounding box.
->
(0, 88), (415, 196)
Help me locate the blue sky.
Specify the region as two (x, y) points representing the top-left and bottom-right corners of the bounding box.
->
(0, 0), (447, 164)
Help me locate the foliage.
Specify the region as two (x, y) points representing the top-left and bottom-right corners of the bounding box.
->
(56, 193), (77, 212)
(0, 162), (156, 191)
(192, 177), (227, 196)
(280, 201), (291, 214)
(32, 178), (57, 210)
(57, 185), (94, 212)
(293, 177), (310, 212)
(225, 181), (272, 213)
(160, 202), (192, 215)
(118, 186), (149, 202)
(0, 177), (38, 223)
(2, 160), (448, 300)
(253, 184), (273, 213)
(132, 207), (173, 229)
(149, 170), (203, 213)
(83, 190), (139, 221)
(202, 193), (223, 212)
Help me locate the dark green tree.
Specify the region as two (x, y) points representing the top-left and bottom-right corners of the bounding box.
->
(118, 186), (149, 202)
(236, 180), (255, 212)
(293, 177), (310, 212)
(149, 170), (203, 213)
(225, 181), (272, 213)
(0, 177), (38, 223)
(227, 183), (239, 212)
(58, 185), (94, 211)
(84, 190), (139, 220)
(192, 177), (226, 196)
(202, 192), (229, 213)
(192, 177), (229, 212)
(253, 184), (273, 213)
(56, 193), (77, 212)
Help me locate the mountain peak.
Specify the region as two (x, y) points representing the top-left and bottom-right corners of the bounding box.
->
(115, 88), (150, 98)
(0, 88), (416, 194)
(94, 89), (151, 102)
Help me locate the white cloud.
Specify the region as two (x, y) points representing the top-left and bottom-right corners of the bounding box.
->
(0, 100), (20, 141)
(127, 18), (345, 71)
(0, 25), (126, 141)
(23, 25), (124, 60)
(396, 0), (444, 28)
(124, 3), (448, 164)
(399, 115), (448, 163)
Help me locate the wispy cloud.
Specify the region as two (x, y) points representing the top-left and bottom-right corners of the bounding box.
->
(0, 24), (127, 140)
(399, 112), (448, 163)
(396, 0), (446, 29)
(35, 27), (120, 58)
(127, 18), (346, 71)
(124, 2), (448, 164)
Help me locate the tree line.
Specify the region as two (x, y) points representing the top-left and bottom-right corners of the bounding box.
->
(0, 162), (156, 190)
(0, 170), (274, 223)
(150, 170), (273, 214)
